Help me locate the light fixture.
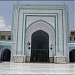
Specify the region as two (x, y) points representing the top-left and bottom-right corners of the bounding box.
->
(27, 41), (30, 45)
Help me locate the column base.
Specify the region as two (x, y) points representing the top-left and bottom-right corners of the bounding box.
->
(26, 56), (30, 63)
(49, 57), (54, 63)
(54, 56), (67, 64)
(13, 55), (25, 63)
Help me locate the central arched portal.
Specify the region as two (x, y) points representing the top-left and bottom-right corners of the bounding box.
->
(31, 30), (49, 62)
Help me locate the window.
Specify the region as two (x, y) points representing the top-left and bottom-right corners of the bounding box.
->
(1, 36), (5, 40)
(8, 36), (11, 40)
(71, 32), (74, 35)
(74, 37), (75, 41)
(70, 36), (72, 41)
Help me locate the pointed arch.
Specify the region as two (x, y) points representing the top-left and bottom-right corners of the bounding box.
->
(26, 20), (55, 32)
(26, 19), (55, 62)
(31, 30), (49, 62)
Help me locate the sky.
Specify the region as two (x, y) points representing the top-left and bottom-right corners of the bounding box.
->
(0, 1), (74, 31)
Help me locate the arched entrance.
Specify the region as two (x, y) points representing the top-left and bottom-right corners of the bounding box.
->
(26, 20), (55, 63)
(1, 49), (11, 62)
(31, 30), (49, 62)
(69, 49), (75, 62)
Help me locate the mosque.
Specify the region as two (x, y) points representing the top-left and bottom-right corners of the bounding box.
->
(0, 4), (75, 63)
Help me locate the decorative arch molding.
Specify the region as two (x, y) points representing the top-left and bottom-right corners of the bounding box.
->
(26, 19), (55, 59)
(69, 47), (75, 52)
(26, 20), (55, 32)
(69, 49), (75, 52)
(1, 48), (11, 54)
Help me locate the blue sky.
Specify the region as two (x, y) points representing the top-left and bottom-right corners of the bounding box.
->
(0, 1), (74, 30)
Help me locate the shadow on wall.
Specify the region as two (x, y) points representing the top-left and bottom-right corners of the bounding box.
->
(0, 49), (11, 62)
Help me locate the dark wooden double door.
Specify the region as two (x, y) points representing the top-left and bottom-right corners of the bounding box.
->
(31, 30), (49, 62)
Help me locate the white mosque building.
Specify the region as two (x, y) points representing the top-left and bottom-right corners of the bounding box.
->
(0, 4), (75, 63)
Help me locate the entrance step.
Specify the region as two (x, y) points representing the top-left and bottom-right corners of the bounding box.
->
(2, 73), (75, 75)
(0, 63), (75, 75)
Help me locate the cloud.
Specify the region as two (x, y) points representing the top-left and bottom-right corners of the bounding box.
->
(0, 16), (11, 31)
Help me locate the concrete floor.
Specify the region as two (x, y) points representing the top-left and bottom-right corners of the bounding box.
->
(0, 62), (75, 75)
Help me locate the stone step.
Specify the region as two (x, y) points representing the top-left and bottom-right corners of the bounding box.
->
(1, 62), (75, 75)
(2, 73), (75, 75)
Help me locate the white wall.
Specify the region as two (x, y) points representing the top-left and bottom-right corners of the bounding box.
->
(13, 5), (67, 58)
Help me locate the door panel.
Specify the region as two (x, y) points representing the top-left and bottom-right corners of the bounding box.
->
(31, 30), (49, 62)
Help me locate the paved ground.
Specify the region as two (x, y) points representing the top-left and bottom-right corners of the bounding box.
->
(0, 62), (75, 75)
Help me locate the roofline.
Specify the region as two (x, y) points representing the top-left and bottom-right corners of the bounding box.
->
(0, 31), (11, 32)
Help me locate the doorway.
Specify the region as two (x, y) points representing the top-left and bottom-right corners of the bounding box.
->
(69, 49), (75, 62)
(31, 30), (49, 62)
(1, 49), (11, 62)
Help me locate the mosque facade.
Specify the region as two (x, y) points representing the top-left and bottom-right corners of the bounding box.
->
(0, 4), (75, 63)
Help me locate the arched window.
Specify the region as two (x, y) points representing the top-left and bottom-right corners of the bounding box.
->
(1, 36), (5, 40)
